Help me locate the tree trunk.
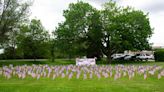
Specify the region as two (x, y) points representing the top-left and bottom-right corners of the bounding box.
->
(12, 47), (16, 59)
(51, 52), (55, 62)
(33, 51), (36, 62)
(52, 56), (55, 62)
(68, 54), (72, 61)
(107, 55), (112, 64)
(33, 55), (36, 62)
(34, 58), (36, 62)
(51, 48), (55, 62)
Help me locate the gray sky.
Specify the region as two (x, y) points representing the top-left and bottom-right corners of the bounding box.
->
(30, 0), (164, 46)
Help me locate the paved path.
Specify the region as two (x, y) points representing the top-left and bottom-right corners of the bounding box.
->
(0, 59), (48, 62)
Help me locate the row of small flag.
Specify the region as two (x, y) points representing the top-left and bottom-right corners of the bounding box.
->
(0, 64), (163, 80)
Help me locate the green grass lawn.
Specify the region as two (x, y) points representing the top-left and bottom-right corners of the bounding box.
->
(0, 59), (164, 92)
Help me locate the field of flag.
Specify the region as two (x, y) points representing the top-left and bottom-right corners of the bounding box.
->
(1, 64), (164, 80)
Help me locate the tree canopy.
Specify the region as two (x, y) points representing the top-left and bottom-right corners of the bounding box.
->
(0, 1), (153, 63)
(55, 1), (153, 63)
(0, 0), (32, 46)
(17, 19), (50, 60)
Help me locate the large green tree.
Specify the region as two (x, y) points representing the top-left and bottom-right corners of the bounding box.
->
(17, 19), (50, 60)
(55, 1), (102, 59)
(99, 2), (152, 63)
(55, 1), (153, 63)
(0, 0), (31, 46)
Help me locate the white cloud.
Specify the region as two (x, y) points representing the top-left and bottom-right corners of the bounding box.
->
(30, 0), (164, 46)
(149, 12), (164, 46)
(30, 0), (101, 32)
(30, 0), (78, 32)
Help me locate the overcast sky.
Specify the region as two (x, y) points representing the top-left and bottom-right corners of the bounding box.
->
(30, 0), (164, 46)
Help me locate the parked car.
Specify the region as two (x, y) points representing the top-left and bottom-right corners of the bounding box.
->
(112, 53), (154, 61)
(124, 54), (135, 61)
(135, 54), (154, 61)
(112, 54), (125, 60)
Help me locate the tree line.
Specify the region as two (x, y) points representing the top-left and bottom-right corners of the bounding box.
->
(0, 0), (153, 63)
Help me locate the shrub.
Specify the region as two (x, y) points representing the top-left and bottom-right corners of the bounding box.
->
(154, 49), (164, 61)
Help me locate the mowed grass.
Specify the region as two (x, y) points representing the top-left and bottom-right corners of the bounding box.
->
(0, 59), (164, 92)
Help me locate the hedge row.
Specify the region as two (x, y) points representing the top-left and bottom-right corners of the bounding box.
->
(154, 49), (164, 62)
